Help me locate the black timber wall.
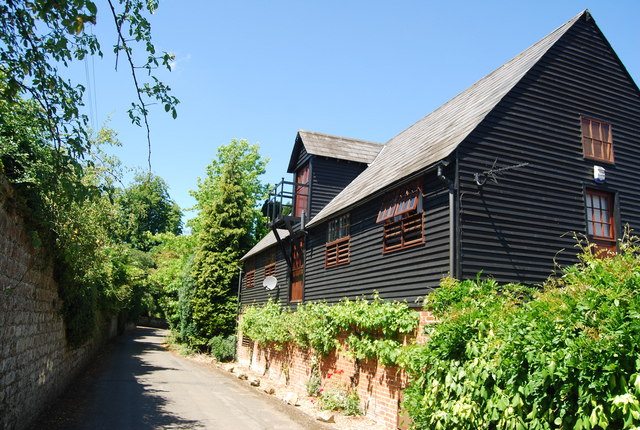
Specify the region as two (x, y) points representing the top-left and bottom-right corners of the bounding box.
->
(240, 243), (291, 306)
(303, 173), (450, 303)
(293, 145), (310, 172)
(456, 15), (640, 285)
(309, 157), (368, 219)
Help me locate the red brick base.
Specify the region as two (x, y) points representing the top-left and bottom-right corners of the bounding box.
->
(237, 310), (435, 429)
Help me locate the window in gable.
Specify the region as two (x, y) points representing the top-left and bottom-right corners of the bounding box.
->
(585, 188), (616, 256)
(581, 117), (614, 164)
(326, 214), (350, 268)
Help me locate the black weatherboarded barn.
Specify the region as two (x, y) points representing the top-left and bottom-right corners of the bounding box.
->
(240, 10), (640, 307)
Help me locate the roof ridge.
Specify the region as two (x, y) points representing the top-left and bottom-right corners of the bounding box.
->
(298, 129), (383, 146)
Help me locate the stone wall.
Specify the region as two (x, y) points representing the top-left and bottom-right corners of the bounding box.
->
(0, 181), (112, 430)
(237, 310), (436, 429)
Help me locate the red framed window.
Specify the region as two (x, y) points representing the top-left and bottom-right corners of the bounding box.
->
(326, 214), (350, 268)
(264, 247), (276, 278)
(376, 182), (421, 223)
(264, 263), (276, 278)
(377, 182), (425, 253)
(585, 189), (616, 256)
(383, 212), (424, 253)
(325, 237), (350, 268)
(581, 117), (614, 164)
(244, 270), (255, 289)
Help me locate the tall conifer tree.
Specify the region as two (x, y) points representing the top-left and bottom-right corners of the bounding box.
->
(188, 139), (267, 346)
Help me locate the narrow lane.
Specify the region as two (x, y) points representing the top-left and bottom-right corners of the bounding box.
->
(31, 327), (322, 430)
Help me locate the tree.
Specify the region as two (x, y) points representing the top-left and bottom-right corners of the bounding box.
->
(149, 232), (197, 332)
(190, 139), (269, 240)
(0, 0), (178, 166)
(117, 172), (183, 251)
(187, 139), (268, 347)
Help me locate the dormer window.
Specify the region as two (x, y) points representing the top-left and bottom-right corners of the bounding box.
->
(581, 117), (614, 164)
(377, 182), (424, 253)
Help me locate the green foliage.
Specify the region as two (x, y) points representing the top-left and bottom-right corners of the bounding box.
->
(187, 139), (269, 348)
(403, 237), (640, 429)
(117, 173), (183, 251)
(207, 334), (237, 362)
(239, 300), (294, 348)
(0, 0), (178, 157)
(149, 233), (196, 331)
(318, 371), (362, 416)
(239, 294), (419, 366)
(306, 371), (322, 397)
(0, 85), (177, 345)
(0, 1), (178, 347)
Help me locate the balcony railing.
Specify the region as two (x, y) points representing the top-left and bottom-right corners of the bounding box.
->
(263, 178), (309, 230)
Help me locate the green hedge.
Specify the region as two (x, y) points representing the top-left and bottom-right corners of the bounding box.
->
(403, 238), (640, 429)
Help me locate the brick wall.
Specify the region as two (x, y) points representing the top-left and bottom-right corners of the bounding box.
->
(237, 310), (435, 429)
(0, 181), (111, 430)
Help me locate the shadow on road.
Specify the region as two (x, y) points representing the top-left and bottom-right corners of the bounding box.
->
(30, 327), (202, 430)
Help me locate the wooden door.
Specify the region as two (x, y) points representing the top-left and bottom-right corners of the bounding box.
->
(290, 237), (304, 302)
(294, 164), (309, 218)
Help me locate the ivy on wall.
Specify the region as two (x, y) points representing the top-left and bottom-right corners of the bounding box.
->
(239, 294), (419, 366)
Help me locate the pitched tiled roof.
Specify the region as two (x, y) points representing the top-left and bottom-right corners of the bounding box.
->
(240, 229), (290, 261)
(287, 131), (383, 172)
(307, 11), (587, 228)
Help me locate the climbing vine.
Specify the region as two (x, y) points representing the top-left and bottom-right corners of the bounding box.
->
(239, 294), (419, 366)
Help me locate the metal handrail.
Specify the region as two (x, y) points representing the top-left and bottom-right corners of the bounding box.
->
(264, 177), (309, 224)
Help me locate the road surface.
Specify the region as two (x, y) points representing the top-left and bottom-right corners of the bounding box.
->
(31, 327), (324, 429)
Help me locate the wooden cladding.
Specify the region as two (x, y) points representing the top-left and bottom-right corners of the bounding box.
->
(383, 212), (425, 253)
(325, 236), (350, 268)
(581, 117), (614, 164)
(264, 263), (276, 278)
(244, 270), (255, 289)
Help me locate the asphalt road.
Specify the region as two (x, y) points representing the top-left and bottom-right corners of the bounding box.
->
(31, 327), (324, 430)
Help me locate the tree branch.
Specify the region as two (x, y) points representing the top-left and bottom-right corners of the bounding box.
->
(107, 0), (153, 171)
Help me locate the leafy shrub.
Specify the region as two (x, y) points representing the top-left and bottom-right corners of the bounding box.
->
(403, 236), (640, 429)
(318, 371), (361, 416)
(306, 372), (322, 397)
(208, 334), (237, 362)
(239, 294), (419, 365)
(239, 300), (294, 349)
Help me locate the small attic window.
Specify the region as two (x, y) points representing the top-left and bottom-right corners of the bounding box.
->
(581, 117), (614, 164)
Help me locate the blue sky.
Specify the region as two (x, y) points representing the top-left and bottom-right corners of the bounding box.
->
(75, 1), (640, 222)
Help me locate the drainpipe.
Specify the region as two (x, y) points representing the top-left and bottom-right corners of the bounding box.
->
(235, 266), (243, 332)
(437, 161), (456, 277)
